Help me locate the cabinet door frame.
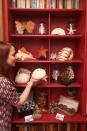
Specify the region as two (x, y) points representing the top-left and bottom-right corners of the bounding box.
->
(0, 0), (4, 41)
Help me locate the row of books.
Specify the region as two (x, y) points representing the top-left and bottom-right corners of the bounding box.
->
(15, 123), (78, 131)
(12, 0), (79, 9)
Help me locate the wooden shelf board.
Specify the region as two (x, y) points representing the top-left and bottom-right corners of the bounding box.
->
(16, 60), (82, 63)
(9, 8), (83, 12)
(12, 113), (84, 123)
(16, 82), (80, 88)
(9, 8), (83, 17)
(10, 34), (82, 39)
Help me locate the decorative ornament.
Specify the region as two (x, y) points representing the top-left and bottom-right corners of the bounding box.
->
(51, 66), (60, 83)
(33, 109), (42, 120)
(17, 99), (39, 118)
(32, 68), (47, 81)
(49, 101), (58, 114)
(36, 92), (47, 109)
(59, 66), (75, 85)
(15, 47), (36, 61)
(39, 23), (45, 35)
(51, 28), (66, 35)
(57, 47), (73, 61)
(15, 68), (31, 84)
(25, 21), (35, 34)
(68, 87), (77, 98)
(15, 21), (25, 34)
(67, 66), (74, 80)
(37, 46), (48, 60)
(50, 52), (57, 60)
(67, 23), (76, 35)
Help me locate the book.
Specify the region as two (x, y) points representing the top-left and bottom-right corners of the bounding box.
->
(12, 0), (17, 8)
(67, 0), (72, 9)
(33, 0), (37, 8)
(58, 124), (62, 131)
(26, 0), (30, 8)
(72, 0), (75, 8)
(46, 0), (50, 8)
(17, 0), (20, 8)
(58, 0), (63, 8)
(57, 0), (58, 8)
(40, 0), (44, 8)
(51, 0), (56, 8)
(37, 0), (40, 8)
(75, 0), (79, 8)
(63, 0), (67, 8)
(66, 123), (71, 131)
(20, 0), (25, 8)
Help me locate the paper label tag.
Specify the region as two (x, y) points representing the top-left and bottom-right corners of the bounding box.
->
(56, 113), (64, 121)
(25, 115), (34, 122)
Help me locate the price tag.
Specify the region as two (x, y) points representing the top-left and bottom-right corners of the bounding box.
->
(56, 113), (64, 121)
(25, 115), (34, 122)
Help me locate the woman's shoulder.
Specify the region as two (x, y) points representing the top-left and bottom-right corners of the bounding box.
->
(0, 76), (10, 84)
(0, 76), (16, 90)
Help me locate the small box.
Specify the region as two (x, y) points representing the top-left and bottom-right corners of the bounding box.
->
(57, 96), (79, 118)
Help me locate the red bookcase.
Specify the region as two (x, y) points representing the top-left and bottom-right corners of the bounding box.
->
(4, 0), (87, 131)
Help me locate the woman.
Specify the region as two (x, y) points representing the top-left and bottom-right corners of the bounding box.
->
(0, 41), (38, 131)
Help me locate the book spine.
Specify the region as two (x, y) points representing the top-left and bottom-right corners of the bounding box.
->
(44, 0), (45, 8)
(51, 0), (56, 8)
(59, 0), (63, 8)
(26, 0), (30, 8)
(75, 0), (79, 8)
(37, 0), (40, 8)
(20, 0), (23, 8)
(72, 0), (75, 8)
(31, 0), (34, 8)
(67, 0), (72, 9)
(63, 0), (67, 8)
(33, 0), (37, 8)
(17, 0), (20, 8)
(57, 0), (58, 8)
(40, 0), (43, 8)
(12, 0), (16, 8)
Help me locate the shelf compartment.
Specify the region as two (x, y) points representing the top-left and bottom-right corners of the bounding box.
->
(16, 82), (80, 88)
(12, 113), (84, 123)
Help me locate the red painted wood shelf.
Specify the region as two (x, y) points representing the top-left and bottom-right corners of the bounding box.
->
(12, 113), (84, 124)
(16, 60), (82, 63)
(10, 34), (82, 39)
(16, 82), (80, 88)
(9, 8), (83, 14)
(5, 0), (87, 130)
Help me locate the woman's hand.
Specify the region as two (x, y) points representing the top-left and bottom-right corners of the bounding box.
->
(27, 77), (39, 86)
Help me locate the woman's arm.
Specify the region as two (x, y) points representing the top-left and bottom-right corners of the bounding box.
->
(16, 78), (38, 107)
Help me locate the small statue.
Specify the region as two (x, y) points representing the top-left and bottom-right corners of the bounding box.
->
(15, 21), (25, 34)
(51, 66), (60, 83)
(67, 23), (76, 35)
(25, 21), (35, 34)
(50, 52), (57, 60)
(59, 66), (75, 85)
(39, 22), (45, 35)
